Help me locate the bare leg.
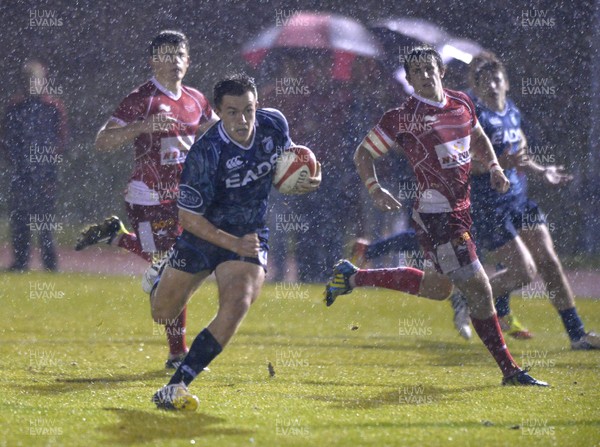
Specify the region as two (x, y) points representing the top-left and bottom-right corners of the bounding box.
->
(418, 268), (454, 301)
(519, 225), (574, 310)
(486, 236), (537, 296)
(151, 265), (210, 322)
(208, 261), (265, 347)
(163, 261), (265, 389)
(450, 267), (495, 320)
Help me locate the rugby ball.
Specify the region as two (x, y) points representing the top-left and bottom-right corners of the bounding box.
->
(273, 145), (317, 194)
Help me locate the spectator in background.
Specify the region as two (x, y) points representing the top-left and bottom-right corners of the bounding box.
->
(261, 51), (391, 282)
(1, 59), (68, 272)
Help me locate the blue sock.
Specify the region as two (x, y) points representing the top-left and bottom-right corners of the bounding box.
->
(366, 230), (420, 260)
(169, 328), (222, 386)
(495, 293), (511, 318)
(558, 307), (586, 341)
(150, 275), (161, 295)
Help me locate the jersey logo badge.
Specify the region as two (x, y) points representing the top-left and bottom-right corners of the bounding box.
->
(503, 128), (521, 144)
(434, 136), (471, 169)
(509, 112), (519, 126)
(158, 104), (171, 113)
(226, 155), (244, 170)
(184, 104), (196, 112)
(262, 137), (274, 153)
(423, 115), (438, 123)
(160, 136), (192, 165)
(178, 184), (203, 209)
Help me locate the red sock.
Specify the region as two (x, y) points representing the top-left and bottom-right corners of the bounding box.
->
(471, 314), (520, 377)
(166, 306), (188, 356)
(354, 268), (423, 296)
(116, 233), (152, 262)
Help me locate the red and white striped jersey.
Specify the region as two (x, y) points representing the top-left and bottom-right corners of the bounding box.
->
(362, 89), (479, 213)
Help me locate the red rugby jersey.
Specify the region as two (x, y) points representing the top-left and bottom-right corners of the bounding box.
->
(109, 77), (214, 204)
(362, 89), (478, 213)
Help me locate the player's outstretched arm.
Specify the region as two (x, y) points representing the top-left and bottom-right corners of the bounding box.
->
(354, 144), (401, 212)
(178, 208), (259, 257)
(510, 130), (573, 185)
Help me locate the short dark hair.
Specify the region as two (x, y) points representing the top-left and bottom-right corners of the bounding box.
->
(213, 73), (258, 108)
(403, 46), (445, 74)
(148, 30), (189, 55)
(469, 53), (508, 86)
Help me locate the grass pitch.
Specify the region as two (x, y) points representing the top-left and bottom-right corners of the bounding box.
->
(0, 272), (599, 446)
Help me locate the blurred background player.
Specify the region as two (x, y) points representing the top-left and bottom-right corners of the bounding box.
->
(75, 31), (218, 367)
(259, 50), (368, 283)
(326, 47), (547, 386)
(1, 59), (68, 272)
(151, 74), (321, 410)
(461, 54), (599, 349)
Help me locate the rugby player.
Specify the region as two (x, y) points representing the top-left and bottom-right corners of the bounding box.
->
(325, 47), (547, 386)
(75, 31), (218, 368)
(151, 74), (321, 410)
(461, 54), (599, 349)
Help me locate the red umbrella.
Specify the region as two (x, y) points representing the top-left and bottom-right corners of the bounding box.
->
(242, 11), (382, 80)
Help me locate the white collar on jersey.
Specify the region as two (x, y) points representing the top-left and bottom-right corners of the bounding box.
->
(495, 102), (509, 117)
(150, 77), (182, 101)
(412, 91), (447, 108)
(218, 121), (256, 151)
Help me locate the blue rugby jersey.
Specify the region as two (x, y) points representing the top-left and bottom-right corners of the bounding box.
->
(177, 108), (292, 236)
(469, 94), (527, 207)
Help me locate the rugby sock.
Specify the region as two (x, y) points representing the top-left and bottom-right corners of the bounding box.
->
(366, 230), (420, 260)
(494, 293), (511, 318)
(471, 315), (520, 377)
(558, 307), (586, 341)
(117, 234), (152, 262)
(354, 268), (423, 296)
(166, 306), (188, 356)
(169, 328), (222, 386)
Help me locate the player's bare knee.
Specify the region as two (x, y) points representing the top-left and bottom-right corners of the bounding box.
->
(461, 281), (489, 301)
(536, 255), (562, 277)
(418, 270), (452, 300)
(151, 296), (184, 322)
(427, 283), (453, 301)
(514, 260), (537, 285)
(463, 278), (494, 313)
(152, 310), (168, 323)
(221, 294), (253, 319)
(152, 305), (177, 323)
(449, 261), (490, 296)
